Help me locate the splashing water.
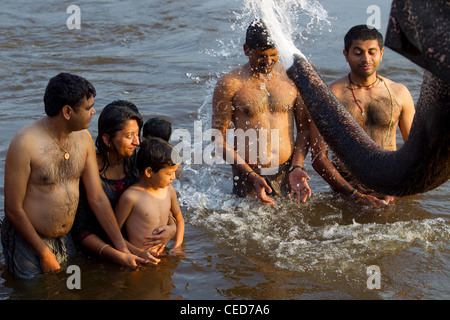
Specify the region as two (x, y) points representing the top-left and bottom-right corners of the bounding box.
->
(238, 0), (330, 68)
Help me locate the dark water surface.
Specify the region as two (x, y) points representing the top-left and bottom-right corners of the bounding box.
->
(0, 0), (449, 300)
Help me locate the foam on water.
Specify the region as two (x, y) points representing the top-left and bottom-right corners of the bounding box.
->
(176, 162), (450, 279)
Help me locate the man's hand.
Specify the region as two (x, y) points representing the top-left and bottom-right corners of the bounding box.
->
(288, 168), (312, 204)
(251, 173), (276, 205)
(353, 192), (388, 208)
(39, 248), (61, 273)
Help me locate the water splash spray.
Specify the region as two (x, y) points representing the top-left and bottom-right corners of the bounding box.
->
(238, 0), (330, 68)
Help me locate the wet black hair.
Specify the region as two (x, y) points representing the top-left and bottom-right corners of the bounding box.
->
(44, 72), (96, 117)
(344, 25), (384, 52)
(143, 117), (172, 142)
(245, 19), (275, 50)
(96, 99), (143, 173)
(137, 137), (180, 174)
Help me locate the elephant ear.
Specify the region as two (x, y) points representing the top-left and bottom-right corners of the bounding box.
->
(385, 0), (449, 83)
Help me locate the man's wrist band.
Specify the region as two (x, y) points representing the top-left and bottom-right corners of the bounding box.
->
(349, 189), (358, 197)
(289, 165), (305, 173)
(246, 170), (256, 178)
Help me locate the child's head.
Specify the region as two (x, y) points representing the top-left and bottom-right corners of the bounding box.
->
(137, 137), (180, 186)
(143, 117), (172, 142)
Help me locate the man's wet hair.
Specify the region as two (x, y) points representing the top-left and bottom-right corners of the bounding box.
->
(143, 117), (172, 142)
(44, 72), (96, 117)
(245, 19), (275, 50)
(137, 137), (180, 174)
(344, 25), (384, 52)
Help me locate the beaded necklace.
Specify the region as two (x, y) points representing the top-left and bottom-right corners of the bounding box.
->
(347, 73), (395, 148)
(347, 73), (380, 115)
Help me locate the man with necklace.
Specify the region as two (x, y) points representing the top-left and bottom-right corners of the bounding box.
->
(310, 25), (415, 206)
(212, 20), (312, 206)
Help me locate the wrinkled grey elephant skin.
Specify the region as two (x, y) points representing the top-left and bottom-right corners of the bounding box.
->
(286, 0), (450, 196)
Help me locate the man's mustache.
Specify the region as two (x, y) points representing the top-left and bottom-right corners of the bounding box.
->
(259, 61), (275, 68)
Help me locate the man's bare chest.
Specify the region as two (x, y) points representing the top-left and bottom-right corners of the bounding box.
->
(341, 88), (400, 128)
(233, 82), (297, 116)
(32, 139), (86, 186)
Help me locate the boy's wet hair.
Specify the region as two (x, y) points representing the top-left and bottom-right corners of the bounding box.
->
(245, 19), (275, 50)
(143, 117), (172, 142)
(344, 24), (384, 52)
(44, 72), (96, 117)
(137, 137), (180, 174)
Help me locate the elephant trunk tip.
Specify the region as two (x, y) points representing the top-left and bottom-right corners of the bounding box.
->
(282, 51), (307, 72)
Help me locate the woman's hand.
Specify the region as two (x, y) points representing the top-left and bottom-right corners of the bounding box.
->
(143, 217), (177, 255)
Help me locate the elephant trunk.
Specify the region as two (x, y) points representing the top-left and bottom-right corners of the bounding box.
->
(287, 55), (450, 196)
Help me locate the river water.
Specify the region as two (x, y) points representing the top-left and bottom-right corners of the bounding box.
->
(0, 0), (449, 300)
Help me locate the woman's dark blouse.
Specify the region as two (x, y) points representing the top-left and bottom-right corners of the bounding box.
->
(72, 152), (140, 243)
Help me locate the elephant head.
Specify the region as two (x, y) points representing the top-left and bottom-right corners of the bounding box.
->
(286, 0), (450, 197)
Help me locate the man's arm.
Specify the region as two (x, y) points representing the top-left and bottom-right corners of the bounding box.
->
(81, 130), (129, 253)
(3, 131), (60, 272)
(310, 122), (387, 207)
(211, 76), (252, 174)
(288, 95), (312, 204)
(311, 122), (354, 194)
(397, 84), (415, 142)
(212, 76), (274, 205)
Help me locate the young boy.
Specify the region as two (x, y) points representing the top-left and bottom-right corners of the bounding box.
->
(143, 116), (183, 178)
(115, 137), (185, 255)
(143, 117), (172, 142)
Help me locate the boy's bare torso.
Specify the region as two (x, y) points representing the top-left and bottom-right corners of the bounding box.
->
(124, 186), (171, 252)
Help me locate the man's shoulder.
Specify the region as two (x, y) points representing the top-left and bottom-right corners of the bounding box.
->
(380, 76), (414, 110)
(218, 65), (249, 83)
(71, 129), (94, 146)
(9, 120), (42, 148)
(72, 128), (92, 138)
(329, 75), (349, 95)
(381, 76), (410, 93)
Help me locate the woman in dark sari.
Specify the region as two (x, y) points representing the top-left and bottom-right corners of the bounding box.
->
(72, 100), (176, 266)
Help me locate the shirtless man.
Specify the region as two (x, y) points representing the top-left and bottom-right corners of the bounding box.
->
(311, 25), (415, 206)
(1, 73), (147, 278)
(212, 20), (311, 205)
